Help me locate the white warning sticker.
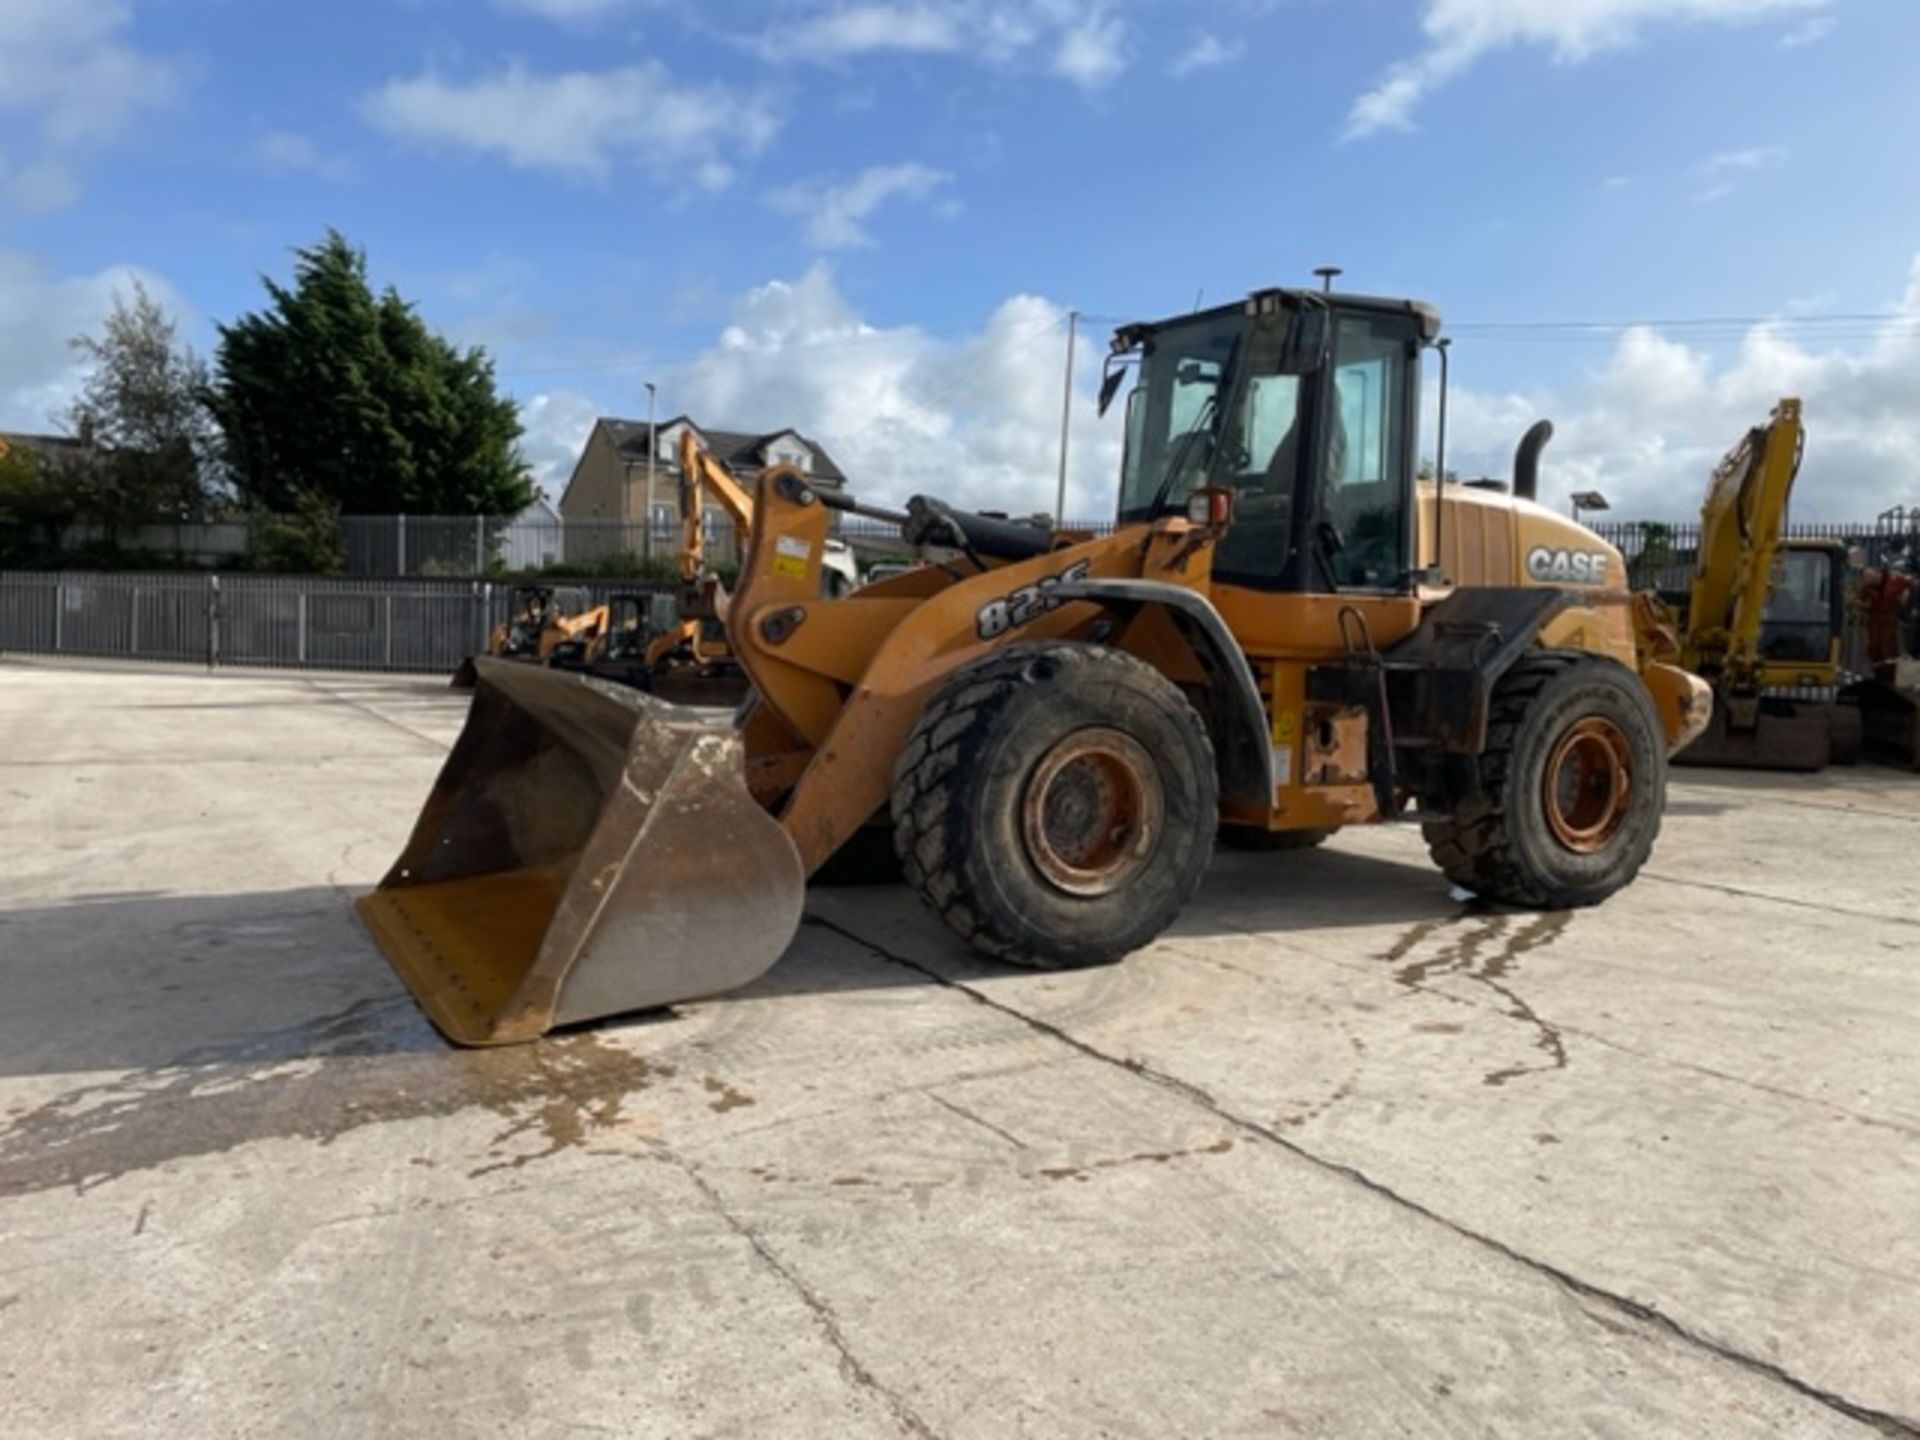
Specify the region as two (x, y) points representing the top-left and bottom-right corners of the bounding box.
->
(775, 535), (811, 559)
(1271, 744), (1293, 788)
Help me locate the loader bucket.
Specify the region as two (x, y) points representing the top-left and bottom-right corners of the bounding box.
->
(357, 657), (804, 1046)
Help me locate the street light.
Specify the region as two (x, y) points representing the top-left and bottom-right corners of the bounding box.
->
(643, 381), (658, 564)
(1570, 490), (1611, 524)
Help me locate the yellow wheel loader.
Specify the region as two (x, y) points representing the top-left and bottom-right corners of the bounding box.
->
(1636, 399), (1860, 770)
(451, 583), (608, 689)
(359, 285), (1710, 1046)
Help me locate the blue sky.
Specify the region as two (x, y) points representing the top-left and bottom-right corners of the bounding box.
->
(4, 0), (1918, 518)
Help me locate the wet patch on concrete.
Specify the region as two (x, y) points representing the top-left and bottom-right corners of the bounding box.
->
(702, 1077), (755, 1114)
(1381, 911), (1571, 1088)
(0, 998), (671, 1198)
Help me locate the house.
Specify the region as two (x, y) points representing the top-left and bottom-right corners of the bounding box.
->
(499, 493), (564, 572)
(557, 415), (848, 561)
(0, 431), (95, 472)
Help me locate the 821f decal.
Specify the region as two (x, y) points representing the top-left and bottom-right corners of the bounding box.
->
(975, 561), (1091, 640)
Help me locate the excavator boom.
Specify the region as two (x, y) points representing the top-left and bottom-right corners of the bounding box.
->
(1662, 399), (1853, 769)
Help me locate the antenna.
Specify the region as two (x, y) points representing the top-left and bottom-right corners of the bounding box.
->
(1313, 266), (1342, 294)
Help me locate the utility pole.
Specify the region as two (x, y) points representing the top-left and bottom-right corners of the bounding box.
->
(644, 381), (658, 564)
(1054, 309), (1078, 527)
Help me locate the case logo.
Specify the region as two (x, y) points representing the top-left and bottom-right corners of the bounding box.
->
(1525, 546), (1609, 586)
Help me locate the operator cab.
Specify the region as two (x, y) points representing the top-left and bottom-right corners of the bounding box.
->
(1108, 289), (1438, 595)
(1760, 542), (1847, 665)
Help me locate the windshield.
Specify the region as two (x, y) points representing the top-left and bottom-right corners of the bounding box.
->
(1760, 547), (1839, 662)
(1118, 309), (1299, 522)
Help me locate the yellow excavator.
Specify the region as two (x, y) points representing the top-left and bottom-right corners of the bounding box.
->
(451, 584), (608, 689)
(359, 284), (1710, 1045)
(604, 430), (861, 702)
(1636, 399), (1858, 770)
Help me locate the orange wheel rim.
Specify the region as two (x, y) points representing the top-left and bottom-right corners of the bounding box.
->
(1542, 716), (1634, 854)
(1021, 727), (1164, 897)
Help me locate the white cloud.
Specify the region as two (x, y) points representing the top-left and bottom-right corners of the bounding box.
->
(248, 130), (356, 182)
(0, 249), (187, 434)
(765, 3), (963, 59)
(1693, 144), (1785, 201)
(362, 62), (779, 184)
(751, 1), (1133, 90)
(769, 163), (953, 249)
(517, 390), (604, 498)
(1443, 255), (1920, 521)
(1052, 7), (1130, 87)
(1346, 0), (1825, 139)
(663, 263), (1118, 518)
(1170, 32), (1245, 77)
(0, 0), (180, 211)
(1703, 144), (1787, 171)
(1778, 14), (1835, 44)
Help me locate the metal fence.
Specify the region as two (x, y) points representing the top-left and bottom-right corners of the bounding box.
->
(1587, 519), (1885, 593)
(0, 572), (674, 675)
(332, 512), (1123, 576)
(339, 514), (744, 577)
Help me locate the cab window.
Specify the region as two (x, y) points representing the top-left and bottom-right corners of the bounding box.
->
(1319, 315), (1414, 590)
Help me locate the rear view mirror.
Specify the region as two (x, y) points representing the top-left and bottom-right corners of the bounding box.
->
(1098, 361), (1131, 418)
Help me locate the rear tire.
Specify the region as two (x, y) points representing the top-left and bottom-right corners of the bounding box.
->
(1423, 651), (1665, 908)
(891, 642), (1217, 966)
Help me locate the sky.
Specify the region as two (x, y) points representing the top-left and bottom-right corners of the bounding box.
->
(3, 0), (1919, 522)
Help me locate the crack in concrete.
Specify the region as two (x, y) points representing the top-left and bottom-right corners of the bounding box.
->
(1227, 925), (1920, 1142)
(299, 678), (456, 753)
(807, 917), (1920, 1439)
(1644, 871), (1920, 930)
(651, 1139), (943, 1440)
(925, 1092), (1029, 1151)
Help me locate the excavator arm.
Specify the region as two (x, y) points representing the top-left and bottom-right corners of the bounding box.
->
(1680, 397), (1804, 687)
(641, 432), (762, 669)
(673, 428), (758, 585)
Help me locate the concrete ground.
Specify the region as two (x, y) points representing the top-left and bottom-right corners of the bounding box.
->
(1, 657), (1916, 1439)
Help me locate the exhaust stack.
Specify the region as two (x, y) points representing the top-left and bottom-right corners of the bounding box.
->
(1513, 420), (1554, 502)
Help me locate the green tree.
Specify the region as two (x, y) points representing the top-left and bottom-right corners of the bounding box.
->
(206, 231), (532, 517)
(0, 447), (70, 564)
(66, 281), (220, 525)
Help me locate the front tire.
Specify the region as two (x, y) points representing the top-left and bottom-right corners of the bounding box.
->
(891, 642), (1218, 966)
(1424, 651), (1665, 908)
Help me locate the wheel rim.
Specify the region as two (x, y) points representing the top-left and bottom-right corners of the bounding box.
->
(1020, 727), (1164, 898)
(1542, 716), (1634, 854)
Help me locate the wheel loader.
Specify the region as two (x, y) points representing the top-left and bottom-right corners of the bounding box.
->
(358, 284), (1711, 1046)
(451, 583), (607, 688)
(1634, 399), (1860, 770)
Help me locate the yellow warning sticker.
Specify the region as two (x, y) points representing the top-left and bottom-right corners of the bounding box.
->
(772, 533), (813, 578)
(1272, 710), (1297, 745)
